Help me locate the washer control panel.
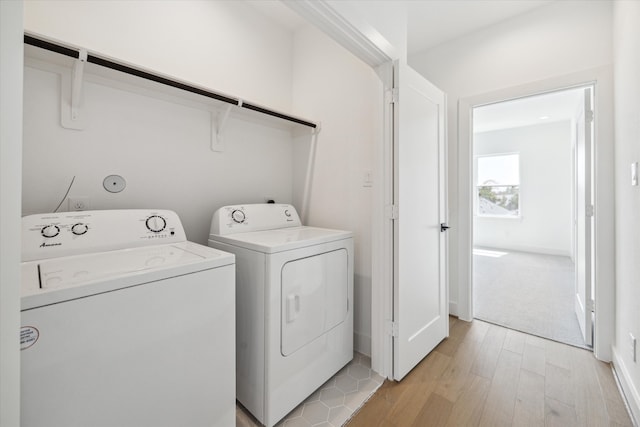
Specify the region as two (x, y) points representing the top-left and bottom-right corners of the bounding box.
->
(22, 209), (187, 262)
(210, 204), (302, 235)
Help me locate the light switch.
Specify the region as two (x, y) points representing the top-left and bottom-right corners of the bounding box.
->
(632, 162), (638, 186)
(363, 169), (373, 188)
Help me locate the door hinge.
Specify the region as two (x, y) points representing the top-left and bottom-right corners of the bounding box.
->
(386, 320), (399, 337)
(385, 204), (399, 220)
(385, 88), (398, 104)
(586, 110), (594, 123)
(586, 204), (594, 217)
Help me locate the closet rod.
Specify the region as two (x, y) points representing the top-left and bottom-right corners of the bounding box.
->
(24, 34), (317, 129)
(242, 102), (316, 128)
(87, 55), (238, 105)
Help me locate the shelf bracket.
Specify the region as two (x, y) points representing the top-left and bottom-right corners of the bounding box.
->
(61, 49), (87, 130)
(71, 49), (87, 120)
(210, 104), (235, 152)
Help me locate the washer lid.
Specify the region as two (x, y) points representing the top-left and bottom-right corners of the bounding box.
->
(21, 242), (234, 310)
(209, 226), (353, 253)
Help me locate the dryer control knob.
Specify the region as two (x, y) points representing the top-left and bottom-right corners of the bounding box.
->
(71, 223), (88, 235)
(145, 215), (167, 233)
(41, 225), (60, 238)
(231, 209), (246, 224)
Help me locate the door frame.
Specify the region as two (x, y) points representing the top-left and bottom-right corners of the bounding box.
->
(370, 61), (394, 378)
(457, 66), (614, 361)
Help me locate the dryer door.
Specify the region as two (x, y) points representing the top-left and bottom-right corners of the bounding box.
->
(281, 249), (348, 356)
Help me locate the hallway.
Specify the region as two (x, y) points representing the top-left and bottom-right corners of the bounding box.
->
(346, 318), (632, 426)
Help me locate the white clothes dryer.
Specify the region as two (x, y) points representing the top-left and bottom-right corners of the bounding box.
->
(20, 209), (235, 427)
(209, 204), (354, 427)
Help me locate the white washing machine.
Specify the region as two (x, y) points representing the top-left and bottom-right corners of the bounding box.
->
(20, 209), (236, 427)
(208, 203), (353, 427)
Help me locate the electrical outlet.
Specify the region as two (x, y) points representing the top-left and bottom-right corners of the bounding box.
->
(630, 333), (637, 362)
(68, 197), (90, 211)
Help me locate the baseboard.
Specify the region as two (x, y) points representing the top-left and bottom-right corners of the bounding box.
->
(354, 331), (371, 357)
(612, 347), (640, 426)
(449, 301), (458, 317)
(474, 244), (571, 257)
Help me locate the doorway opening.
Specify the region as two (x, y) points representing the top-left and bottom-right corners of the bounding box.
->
(471, 86), (594, 350)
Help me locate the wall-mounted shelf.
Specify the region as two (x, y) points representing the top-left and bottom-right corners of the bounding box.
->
(24, 34), (318, 150)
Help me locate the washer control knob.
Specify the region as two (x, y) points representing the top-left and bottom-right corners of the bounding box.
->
(231, 209), (246, 224)
(145, 215), (167, 233)
(41, 225), (60, 238)
(71, 223), (88, 235)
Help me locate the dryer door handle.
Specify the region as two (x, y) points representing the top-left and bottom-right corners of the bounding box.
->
(286, 294), (300, 323)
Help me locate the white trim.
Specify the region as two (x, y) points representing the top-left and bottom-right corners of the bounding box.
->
(612, 347), (640, 426)
(370, 61), (394, 378)
(282, 0), (393, 67)
(0, 2), (23, 425)
(449, 301), (458, 317)
(458, 66), (615, 360)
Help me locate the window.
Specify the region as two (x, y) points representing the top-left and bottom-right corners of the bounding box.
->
(476, 153), (520, 217)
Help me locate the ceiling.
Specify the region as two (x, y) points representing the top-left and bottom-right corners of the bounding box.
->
(473, 88), (586, 133)
(246, 1), (307, 31)
(248, 1), (555, 55)
(405, 0), (554, 54)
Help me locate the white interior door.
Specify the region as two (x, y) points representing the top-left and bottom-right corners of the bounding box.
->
(392, 61), (448, 380)
(575, 87), (593, 346)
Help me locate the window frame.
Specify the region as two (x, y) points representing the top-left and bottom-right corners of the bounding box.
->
(474, 152), (521, 219)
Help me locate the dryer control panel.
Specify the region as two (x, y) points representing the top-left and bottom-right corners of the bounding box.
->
(22, 209), (187, 262)
(210, 204), (302, 235)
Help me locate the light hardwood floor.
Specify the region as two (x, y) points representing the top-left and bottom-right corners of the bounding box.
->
(346, 317), (634, 427)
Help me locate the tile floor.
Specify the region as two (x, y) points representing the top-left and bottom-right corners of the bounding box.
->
(236, 353), (384, 427)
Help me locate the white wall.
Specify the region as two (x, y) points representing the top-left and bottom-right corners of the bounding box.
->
(474, 121), (573, 256)
(410, 1), (612, 97)
(0, 2), (23, 426)
(22, 1), (301, 244)
(612, 1), (640, 422)
(22, 61), (296, 245)
(24, 0), (293, 113)
(409, 0), (613, 317)
(292, 25), (381, 355)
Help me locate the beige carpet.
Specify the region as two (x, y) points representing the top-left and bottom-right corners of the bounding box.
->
(473, 248), (590, 349)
